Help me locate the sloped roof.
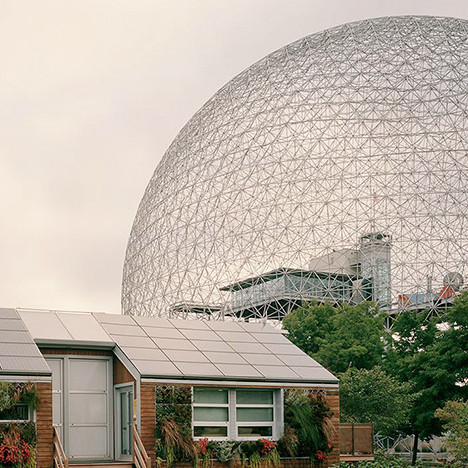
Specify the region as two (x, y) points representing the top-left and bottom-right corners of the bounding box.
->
(16, 309), (338, 385)
(0, 309), (51, 376)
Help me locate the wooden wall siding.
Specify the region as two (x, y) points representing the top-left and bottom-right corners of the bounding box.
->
(140, 382), (156, 468)
(114, 355), (136, 386)
(36, 381), (53, 468)
(39, 348), (112, 356)
(323, 391), (340, 467)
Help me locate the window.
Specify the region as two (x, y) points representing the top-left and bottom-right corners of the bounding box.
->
(193, 388), (229, 437)
(0, 403), (30, 422)
(193, 388), (280, 440)
(236, 389), (274, 438)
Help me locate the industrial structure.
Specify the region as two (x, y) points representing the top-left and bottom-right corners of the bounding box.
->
(123, 16), (468, 323)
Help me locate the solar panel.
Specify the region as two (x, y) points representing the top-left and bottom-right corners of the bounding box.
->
(10, 308), (338, 384)
(0, 309), (51, 375)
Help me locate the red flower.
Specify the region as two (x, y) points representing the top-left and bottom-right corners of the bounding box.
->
(197, 438), (209, 455)
(259, 438), (276, 454)
(315, 450), (327, 461)
(0, 434), (31, 466)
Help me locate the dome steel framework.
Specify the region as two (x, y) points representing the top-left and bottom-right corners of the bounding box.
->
(123, 16), (468, 322)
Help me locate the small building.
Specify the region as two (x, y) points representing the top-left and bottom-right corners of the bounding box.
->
(0, 308), (340, 468)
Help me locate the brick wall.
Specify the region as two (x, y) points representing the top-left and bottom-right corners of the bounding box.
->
(36, 381), (53, 468)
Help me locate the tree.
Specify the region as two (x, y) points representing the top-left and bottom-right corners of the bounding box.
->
(283, 296), (468, 465)
(435, 399), (468, 466)
(385, 296), (468, 465)
(283, 301), (387, 374)
(340, 366), (415, 437)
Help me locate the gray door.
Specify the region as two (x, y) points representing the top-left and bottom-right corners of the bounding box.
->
(115, 385), (133, 459)
(45, 356), (112, 460)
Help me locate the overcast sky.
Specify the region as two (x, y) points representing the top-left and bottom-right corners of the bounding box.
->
(2, 0), (468, 314)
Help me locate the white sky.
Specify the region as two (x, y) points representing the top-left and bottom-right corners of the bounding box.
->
(2, 0), (468, 313)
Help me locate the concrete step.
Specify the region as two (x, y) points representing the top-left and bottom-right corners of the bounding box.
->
(70, 462), (133, 468)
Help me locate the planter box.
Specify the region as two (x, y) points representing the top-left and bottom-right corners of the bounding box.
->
(157, 457), (328, 468)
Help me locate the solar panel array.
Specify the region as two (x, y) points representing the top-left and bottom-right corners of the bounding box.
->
(12, 309), (337, 384)
(95, 314), (337, 382)
(0, 308), (50, 375)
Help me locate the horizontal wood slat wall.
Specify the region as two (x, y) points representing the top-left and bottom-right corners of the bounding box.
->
(324, 391), (340, 467)
(140, 382), (156, 468)
(36, 381), (53, 468)
(114, 355), (136, 385)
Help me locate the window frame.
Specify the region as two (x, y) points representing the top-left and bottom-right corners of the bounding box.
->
(0, 402), (32, 423)
(235, 389), (275, 439)
(192, 387), (230, 440)
(192, 387), (282, 441)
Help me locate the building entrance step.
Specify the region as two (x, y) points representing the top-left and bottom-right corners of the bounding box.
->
(70, 462), (133, 468)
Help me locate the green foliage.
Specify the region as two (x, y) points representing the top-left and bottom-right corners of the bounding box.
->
(237, 440), (259, 458)
(0, 383), (14, 412)
(277, 426), (299, 457)
(155, 385), (194, 466)
(283, 389), (333, 457)
(340, 366), (415, 436)
(332, 453), (426, 467)
(0, 382), (40, 414)
(0, 382), (38, 448)
(385, 300), (468, 441)
(155, 385), (192, 440)
(18, 383), (40, 411)
(436, 399), (468, 466)
(22, 445), (37, 468)
(248, 451), (261, 468)
(283, 301), (387, 374)
(156, 419), (196, 467)
(279, 294), (468, 465)
(7, 422), (36, 446)
(264, 448), (280, 467)
(212, 440), (236, 463)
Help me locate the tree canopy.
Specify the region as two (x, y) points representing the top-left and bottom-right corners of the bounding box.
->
(283, 295), (468, 464)
(339, 366), (415, 437)
(436, 399), (468, 466)
(283, 301), (386, 374)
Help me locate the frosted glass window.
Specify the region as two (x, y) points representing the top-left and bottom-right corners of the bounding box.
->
(237, 408), (273, 422)
(194, 407), (228, 422)
(236, 390), (273, 405)
(193, 387), (278, 440)
(193, 388), (228, 404)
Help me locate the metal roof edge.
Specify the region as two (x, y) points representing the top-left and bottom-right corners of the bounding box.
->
(141, 377), (339, 388)
(0, 372), (52, 382)
(113, 345), (141, 381)
(34, 339), (115, 349)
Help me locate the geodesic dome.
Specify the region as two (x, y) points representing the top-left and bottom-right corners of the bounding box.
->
(123, 16), (468, 320)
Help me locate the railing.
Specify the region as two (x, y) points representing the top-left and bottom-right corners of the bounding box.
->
(53, 427), (68, 468)
(133, 425), (152, 468)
